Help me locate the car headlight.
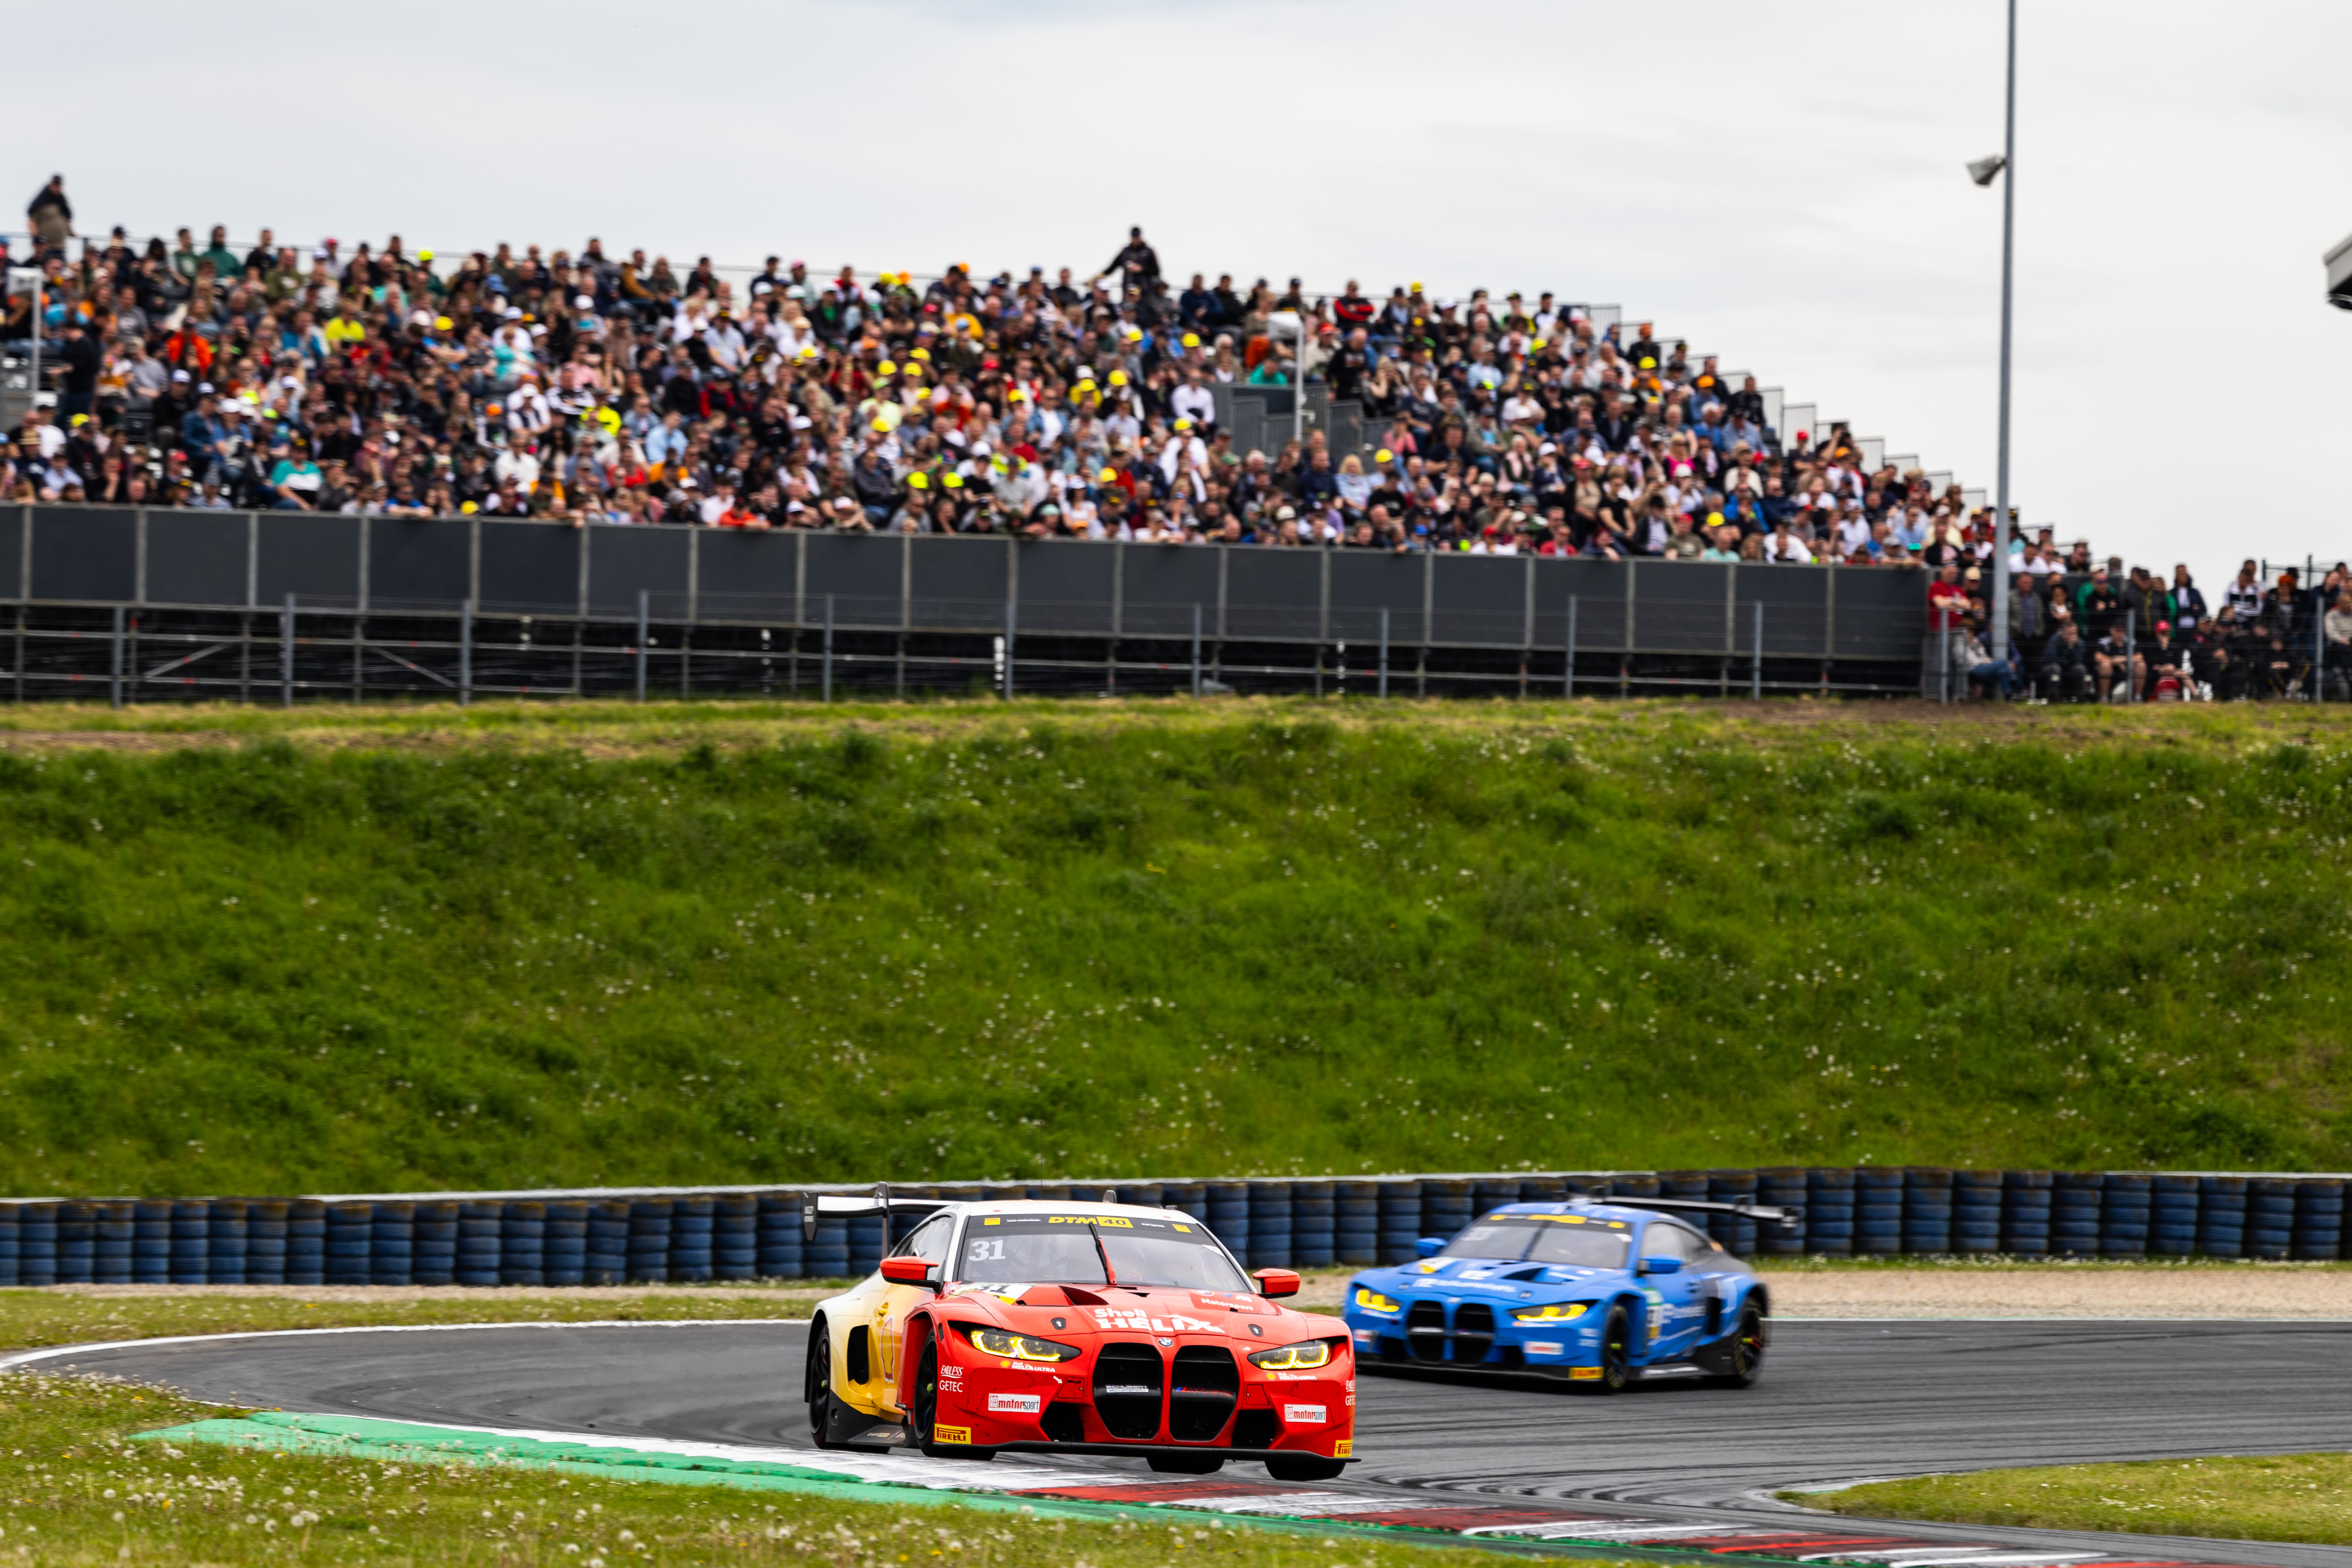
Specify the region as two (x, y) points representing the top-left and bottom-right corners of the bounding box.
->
(961, 1325), (1081, 1362)
(1248, 1340), (1335, 1371)
(1353, 1288), (1401, 1315)
(1511, 1302), (1592, 1324)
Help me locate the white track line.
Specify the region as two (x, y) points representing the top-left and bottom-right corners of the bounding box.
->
(0, 1317), (804, 1372)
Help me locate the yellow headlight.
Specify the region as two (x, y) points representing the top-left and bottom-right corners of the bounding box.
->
(963, 1326), (1080, 1362)
(1248, 1340), (1333, 1371)
(1353, 1288), (1401, 1315)
(1511, 1302), (1590, 1324)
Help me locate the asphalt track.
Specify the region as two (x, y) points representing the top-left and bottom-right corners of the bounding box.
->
(24, 1319), (2352, 1568)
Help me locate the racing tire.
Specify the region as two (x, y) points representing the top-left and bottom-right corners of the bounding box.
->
(806, 1319), (841, 1449)
(1585, 1304), (1634, 1394)
(1148, 1454), (1226, 1475)
(910, 1344), (996, 1460)
(1265, 1455), (1348, 1483)
(1709, 1304), (1766, 1389)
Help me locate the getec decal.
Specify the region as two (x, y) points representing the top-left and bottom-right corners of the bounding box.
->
(1282, 1404), (1328, 1425)
(986, 1393), (1043, 1414)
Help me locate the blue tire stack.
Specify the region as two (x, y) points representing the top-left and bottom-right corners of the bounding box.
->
(412, 1201), (457, 1286)
(1291, 1182), (1337, 1267)
(1247, 1182), (1293, 1269)
(1335, 1181), (1379, 1265)
(2102, 1173), (2151, 1259)
(1471, 1179), (1518, 1228)
(805, 1205), (850, 1279)
(2248, 1179), (2296, 1261)
(2149, 1176), (2199, 1257)
(0, 1206), (17, 1286)
(542, 1201), (588, 1286)
(1376, 1181), (1423, 1263)
(1114, 1182), (1163, 1212)
(325, 1202), (372, 1285)
(1706, 1169), (1759, 1255)
(1608, 1173), (1662, 1202)
(627, 1200), (672, 1283)
(2198, 1176), (2247, 1257)
(846, 1207), (886, 1278)
(206, 1200), (247, 1286)
(455, 1202), (503, 1286)
(1803, 1170), (1853, 1256)
(369, 1202), (413, 1287)
(2052, 1173), (2104, 1257)
(1162, 1182), (1209, 1225)
(671, 1196), (716, 1282)
(1205, 1182), (1250, 1261)
(95, 1201), (135, 1284)
(170, 1200), (211, 1284)
(286, 1201), (326, 1285)
(887, 1188), (936, 1251)
(18, 1203), (56, 1287)
(1855, 1168), (1904, 1255)
(2294, 1179), (2343, 1261)
(1756, 1169), (1808, 1256)
(501, 1201), (546, 1286)
(1903, 1169), (1953, 1256)
(57, 1202), (97, 1285)
(588, 1200), (631, 1284)
(247, 1201), (290, 1286)
(750, 1194), (799, 1282)
(1422, 1179), (1473, 1247)
(713, 1195), (757, 1281)
(133, 1200), (172, 1283)
(1951, 1171), (2002, 1255)
(2002, 1171), (2052, 1256)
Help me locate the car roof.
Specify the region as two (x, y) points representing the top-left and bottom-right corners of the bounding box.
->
(934, 1200), (1194, 1221)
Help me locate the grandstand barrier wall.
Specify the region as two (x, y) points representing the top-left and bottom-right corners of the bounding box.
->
(1, 504), (1930, 703)
(0, 1169), (2342, 1285)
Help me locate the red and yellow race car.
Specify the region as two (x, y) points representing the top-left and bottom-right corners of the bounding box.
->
(805, 1196), (1355, 1479)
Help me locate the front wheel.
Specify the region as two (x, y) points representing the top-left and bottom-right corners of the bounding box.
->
(1586, 1304), (1633, 1394)
(1710, 1303), (1766, 1388)
(1266, 1455), (1348, 1482)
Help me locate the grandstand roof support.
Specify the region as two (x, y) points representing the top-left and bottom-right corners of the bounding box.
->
(1990, 0), (2018, 683)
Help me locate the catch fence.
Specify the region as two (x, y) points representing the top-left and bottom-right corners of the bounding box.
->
(3, 505), (1930, 703)
(0, 1168), (2337, 1286)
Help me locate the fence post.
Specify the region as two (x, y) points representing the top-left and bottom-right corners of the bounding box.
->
(1752, 600), (1764, 701)
(1939, 622), (1950, 705)
(1191, 604), (1203, 699)
(635, 590), (648, 705)
(1564, 595), (1577, 699)
(822, 593), (834, 704)
(1003, 598), (1015, 700)
(2315, 600), (2327, 704)
(1378, 607), (1390, 700)
(2123, 609), (2135, 704)
(109, 605), (123, 710)
(459, 600), (473, 708)
(281, 593), (294, 709)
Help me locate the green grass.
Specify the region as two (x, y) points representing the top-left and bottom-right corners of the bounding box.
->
(3, 697), (2351, 1196)
(1795, 1453), (2352, 1546)
(0, 1371), (1529, 1567)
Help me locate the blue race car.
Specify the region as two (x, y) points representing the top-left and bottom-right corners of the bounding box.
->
(1341, 1197), (1787, 1392)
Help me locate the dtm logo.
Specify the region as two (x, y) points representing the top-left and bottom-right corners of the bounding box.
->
(1090, 1307), (1217, 1335)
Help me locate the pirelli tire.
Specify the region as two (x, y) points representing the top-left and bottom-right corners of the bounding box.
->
(806, 1316), (844, 1449)
(1702, 1301), (1768, 1389)
(1584, 1302), (1635, 1394)
(910, 1341), (996, 1461)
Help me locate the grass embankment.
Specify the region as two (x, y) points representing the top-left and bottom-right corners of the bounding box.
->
(0, 1373), (1524, 1568)
(1799, 1454), (2352, 1546)
(2, 699), (2350, 1196)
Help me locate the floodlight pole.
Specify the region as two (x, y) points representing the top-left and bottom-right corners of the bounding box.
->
(1989, 0), (2018, 693)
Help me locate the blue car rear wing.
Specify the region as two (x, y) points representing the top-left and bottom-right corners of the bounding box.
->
(1564, 1192), (1799, 1230)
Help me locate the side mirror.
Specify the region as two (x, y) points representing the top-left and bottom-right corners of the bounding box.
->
(1415, 1237), (1446, 1258)
(1639, 1256), (1682, 1277)
(879, 1256), (938, 1288)
(1253, 1268), (1301, 1298)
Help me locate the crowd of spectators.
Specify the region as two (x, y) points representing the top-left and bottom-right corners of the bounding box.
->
(6, 177), (2346, 701)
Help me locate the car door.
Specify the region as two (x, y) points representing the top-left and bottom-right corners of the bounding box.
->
(1638, 1222), (1707, 1361)
(872, 1214), (956, 1415)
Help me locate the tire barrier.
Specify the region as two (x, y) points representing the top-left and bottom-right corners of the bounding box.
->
(1, 1170), (2344, 1285)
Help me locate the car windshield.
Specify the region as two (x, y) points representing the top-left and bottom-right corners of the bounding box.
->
(957, 1212), (1250, 1291)
(1438, 1218), (1547, 1260)
(1525, 1223), (1631, 1269)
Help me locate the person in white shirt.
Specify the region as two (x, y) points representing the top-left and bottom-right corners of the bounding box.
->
(1170, 368), (1216, 431)
(1158, 420), (1208, 484)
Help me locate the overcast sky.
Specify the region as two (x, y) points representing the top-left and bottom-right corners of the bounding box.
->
(15, 0), (2348, 588)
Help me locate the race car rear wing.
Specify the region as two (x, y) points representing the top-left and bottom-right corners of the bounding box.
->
(802, 1183), (957, 1241)
(1565, 1191), (1798, 1230)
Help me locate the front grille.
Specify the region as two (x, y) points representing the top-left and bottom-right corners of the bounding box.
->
(1091, 1343), (1164, 1440)
(1169, 1346), (1239, 1442)
(1231, 1408), (1277, 1450)
(1405, 1300), (1447, 1361)
(1452, 1303), (1495, 1364)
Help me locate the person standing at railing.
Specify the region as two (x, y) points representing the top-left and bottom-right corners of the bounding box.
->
(25, 176), (72, 257)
